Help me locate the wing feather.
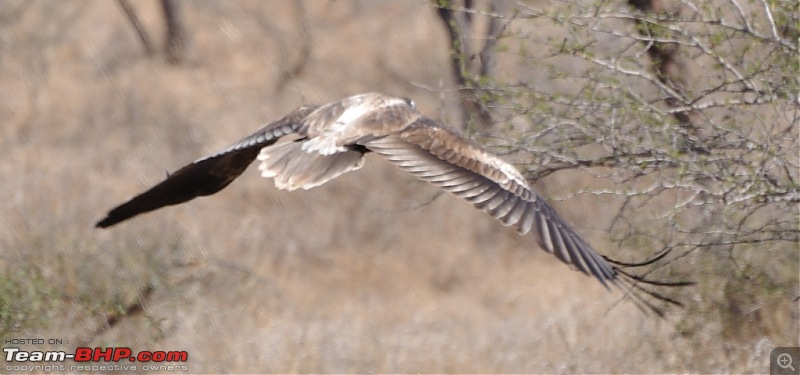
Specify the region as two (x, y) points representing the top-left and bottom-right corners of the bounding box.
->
(499, 199), (529, 226)
(96, 106), (317, 228)
(457, 183), (492, 198)
(257, 140), (366, 191)
(363, 117), (618, 286)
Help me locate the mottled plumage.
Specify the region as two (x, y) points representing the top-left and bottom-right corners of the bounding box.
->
(97, 93), (687, 313)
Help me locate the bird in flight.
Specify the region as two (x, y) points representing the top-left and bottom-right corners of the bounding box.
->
(97, 92), (686, 313)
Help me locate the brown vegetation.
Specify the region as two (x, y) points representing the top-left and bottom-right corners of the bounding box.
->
(0, 1), (796, 373)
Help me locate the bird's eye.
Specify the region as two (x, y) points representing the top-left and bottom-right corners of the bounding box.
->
(404, 98), (416, 108)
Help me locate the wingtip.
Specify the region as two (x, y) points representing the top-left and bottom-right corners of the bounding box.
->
(95, 216), (115, 229)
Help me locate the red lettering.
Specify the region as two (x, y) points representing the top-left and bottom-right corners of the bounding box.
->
(74, 347), (92, 362)
(113, 347), (132, 361)
(93, 347), (113, 361)
(168, 351), (188, 362)
(151, 351), (166, 362)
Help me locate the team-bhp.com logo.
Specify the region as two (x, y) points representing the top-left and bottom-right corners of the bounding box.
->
(4, 346), (189, 372)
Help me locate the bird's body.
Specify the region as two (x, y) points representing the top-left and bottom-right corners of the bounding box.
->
(301, 94), (420, 154)
(97, 93), (686, 312)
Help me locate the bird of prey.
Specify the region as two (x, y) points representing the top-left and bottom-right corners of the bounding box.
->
(97, 92), (686, 313)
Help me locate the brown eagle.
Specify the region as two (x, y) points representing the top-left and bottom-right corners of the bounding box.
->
(97, 93), (686, 313)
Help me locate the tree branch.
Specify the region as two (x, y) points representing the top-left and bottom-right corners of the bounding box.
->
(432, 0), (493, 131)
(117, 0), (154, 56)
(628, 0), (706, 151)
(161, 0), (184, 64)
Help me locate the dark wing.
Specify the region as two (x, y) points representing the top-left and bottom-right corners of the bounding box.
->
(364, 117), (618, 285)
(96, 106), (318, 228)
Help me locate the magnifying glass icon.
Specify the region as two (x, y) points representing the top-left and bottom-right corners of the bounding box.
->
(778, 353), (796, 371)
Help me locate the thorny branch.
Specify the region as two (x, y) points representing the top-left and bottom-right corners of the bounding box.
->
(435, 1), (798, 256)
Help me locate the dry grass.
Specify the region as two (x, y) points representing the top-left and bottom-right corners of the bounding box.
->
(0, 1), (796, 373)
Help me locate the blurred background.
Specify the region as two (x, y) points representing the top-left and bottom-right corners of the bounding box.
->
(0, 0), (797, 373)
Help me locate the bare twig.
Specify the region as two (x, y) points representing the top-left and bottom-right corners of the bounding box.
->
(628, 0), (708, 152)
(161, 0), (184, 64)
(117, 0), (155, 56)
(479, 0), (510, 78)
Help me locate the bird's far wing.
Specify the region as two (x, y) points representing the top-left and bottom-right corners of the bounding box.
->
(95, 106), (319, 228)
(363, 116), (619, 285)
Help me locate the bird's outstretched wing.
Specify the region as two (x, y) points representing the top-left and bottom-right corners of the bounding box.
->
(95, 106), (318, 228)
(363, 117), (689, 312)
(361, 117), (692, 315)
(363, 117), (615, 284)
